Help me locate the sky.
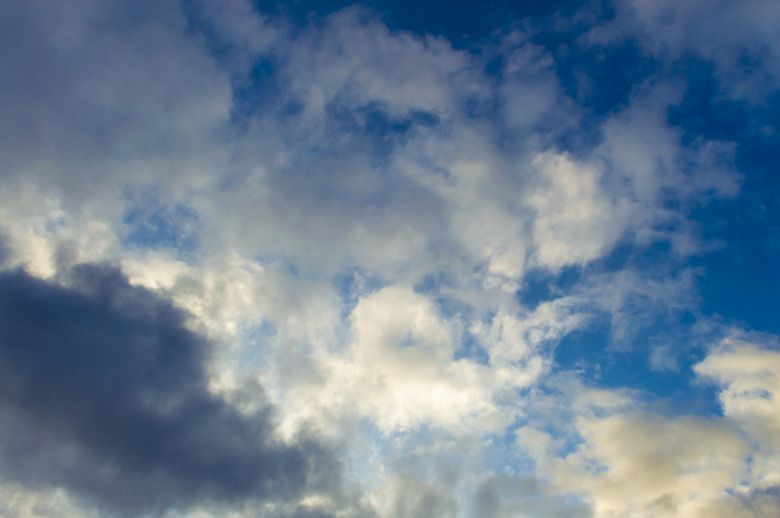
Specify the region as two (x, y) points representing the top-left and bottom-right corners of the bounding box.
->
(1, 0), (780, 517)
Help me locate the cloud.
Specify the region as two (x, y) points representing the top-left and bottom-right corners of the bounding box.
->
(281, 7), (484, 122)
(696, 333), (780, 488)
(528, 151), (627, 269)
(563, 413), (748, 516)
(0, 263), (362, 517)
(282, 285), (523, 433)
(589, 0), (780, 100)
(472, 474), (591, 518)
(1, 0), (779, 516)
(508, 335), (780, 518)
(0, 0), (232, 217)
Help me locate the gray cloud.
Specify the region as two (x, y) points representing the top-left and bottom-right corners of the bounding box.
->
(0, 0), (231, 215)
(0, 263), (349, 517)
(472, 475), (592, 518)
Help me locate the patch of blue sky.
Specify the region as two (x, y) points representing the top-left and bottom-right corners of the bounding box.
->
(553, 317), (725, 418)
(456, 330), (491, 365)
(244, 0), (589, 47)
(231, 57), (284, 126)
(568, 43), (658, 116)
(668, 61), (754, 145)
(530, 24), (660, 119)
(122, 192), (201, 257)
(430, 293), (474, 322)
(180, 1), (293, 129)
(517, 239), (684, 321)
(325, 100), (440, 159)
(516, 265), (582, 310)
(692, 218), (780, 337)
(668, 60), (780, 336)
(553, 321), (607, 364)
(600, 239), (688, 279)
(534, 238), (726, 416)
(376, 0), (591, 48)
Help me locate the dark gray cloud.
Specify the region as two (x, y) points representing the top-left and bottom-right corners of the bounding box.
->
(0, 263), (345, 517)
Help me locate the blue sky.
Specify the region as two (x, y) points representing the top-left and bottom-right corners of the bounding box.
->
(1, 0), (780, 517)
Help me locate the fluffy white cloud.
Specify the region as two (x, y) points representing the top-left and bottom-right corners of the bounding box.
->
(507, 334), (780, 518)
(696, 333), (780, 488)
(282, 7), (486, 122)
(280, 286), (539, 434)
(560, 413), (748, 517)
(528, 151), (628, 269)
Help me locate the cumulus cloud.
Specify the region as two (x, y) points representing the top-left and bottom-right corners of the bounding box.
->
(507, 336), (780, 518)
(0, 263), (364, 517)
(696, 333), (780, 488)
(528, 151), (627, 269)
(562, 413), (748, 516)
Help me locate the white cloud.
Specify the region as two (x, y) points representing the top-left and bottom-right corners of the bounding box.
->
(599, 87), (739, 207)
(506, 335), (780, 518)
(300, 286), (517, 433)
(513, 382), (747, 517)
(438, 156), (531, 285)
(282, 7), (485, 122)
(528, 151), (629, 269)
(696, 333), (780, 488)
(472, 297), (587, 366)
(561, 413), (748, 517)
(0, 193), (120, 278)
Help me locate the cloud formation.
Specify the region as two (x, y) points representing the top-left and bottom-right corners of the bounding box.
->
(0, 263), (362, 517)
(1, 0), (779, 516)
